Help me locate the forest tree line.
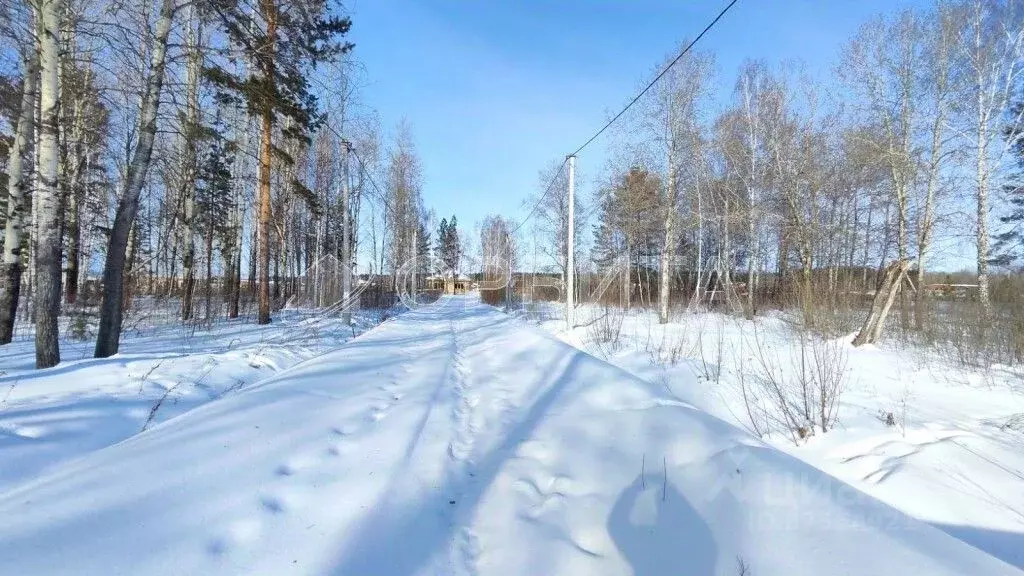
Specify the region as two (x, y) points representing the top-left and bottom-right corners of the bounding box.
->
(520, 0), (1024, 360)
(0, 0), (433, 368)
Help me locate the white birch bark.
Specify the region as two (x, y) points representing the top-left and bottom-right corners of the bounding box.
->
(33, 0), (64, 368)
(0, 50), (39, 345)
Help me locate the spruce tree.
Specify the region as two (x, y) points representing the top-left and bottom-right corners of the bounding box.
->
(993, 99), (1024, 268)
(436, 217), (448, 275)
(443, 215), (460, 279)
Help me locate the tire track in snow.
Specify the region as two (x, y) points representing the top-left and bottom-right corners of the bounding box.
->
(448, 319), (477, 462)
(445, 312), (484, 576)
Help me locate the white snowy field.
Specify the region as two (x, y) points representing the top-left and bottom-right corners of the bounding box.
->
(0, 306), (385, 492)
(537, 303), (1024, 571)
(0, 296), (1020, 575)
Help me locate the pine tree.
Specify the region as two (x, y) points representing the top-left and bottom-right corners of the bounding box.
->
(203, 0), (353, 324)
(592, 167), (662, 308)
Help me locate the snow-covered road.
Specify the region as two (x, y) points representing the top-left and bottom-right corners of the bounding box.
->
(1, 296), (1019, 575)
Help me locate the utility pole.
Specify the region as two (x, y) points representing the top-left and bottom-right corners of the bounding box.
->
(566, 154), (576, 330)
(505, 230), (512, 312)
(341, 139), (352, 325)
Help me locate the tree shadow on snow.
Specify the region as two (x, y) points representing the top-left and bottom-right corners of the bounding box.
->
(932, 522), (1024, 570)
(325, 350), (585, 576)
(608, 475), (717, 576)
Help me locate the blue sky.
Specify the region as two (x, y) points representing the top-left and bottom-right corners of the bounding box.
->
(345, 0), (928, 243)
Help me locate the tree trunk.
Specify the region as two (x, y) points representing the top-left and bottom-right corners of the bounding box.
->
(0, 51), (39, 345)
(976, 98), (991, 318)
(34, 0), (64, 368)
(180, 15), (200, 322)
(64, 70), (88, 306)
(690, 181), (705, 310)
(916, 128), (944, 331)
(743, 76), (759, 320)
(94, 0), (177, 358)
(204, 222), (213, 321)
(65, 173), (80, 304)
(230, 228), (241, 318)
(722, 195), (734, 311)
(124, 224), (138, 317)
(658, 205), (675, 322)
(256, 0), (277, 325)
(342, 142), (352, 324)
(853, 259), (910, 347)
(658, 106), (676, 324)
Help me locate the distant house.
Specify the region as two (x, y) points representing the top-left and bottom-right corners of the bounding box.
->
(426, 274), (471, 295)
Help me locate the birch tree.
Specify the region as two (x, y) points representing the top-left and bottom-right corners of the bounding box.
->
(0, 46), (38, 345)
(642, 48), (713, 323)
(179, 11), (201, 321)
(954, 0), (1024, 316)
(32, 0), (63, 368)
(735, 61), (769, 318)
(914, 3), (958, 328)
(842, 11), (921, 328)
(94, 0), (180, 358)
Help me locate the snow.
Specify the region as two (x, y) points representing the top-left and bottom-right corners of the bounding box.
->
(0, 308), (383, 492)
(538, 304), (1024, 572)
(0, 296), (1019, 575)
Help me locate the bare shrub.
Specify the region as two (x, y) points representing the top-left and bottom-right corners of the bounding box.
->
(910, 273), (1024, 372)
(0, 377), (18, 412)
(693, 314), (725, 383)
(792, 278), (864, 340)
(890, 383), (913, 437)
(742, 324), (848, 444)
(587, 305), (625, 356)
(878, 410), (897, 428)
(806, 332), (847, 433)
(733, 338), (769, 438)
(1001, 413), (1024, 432)
(920, 299), (1023, 370)
(524, 298), (555, 323)
(645, 323), (695, 366)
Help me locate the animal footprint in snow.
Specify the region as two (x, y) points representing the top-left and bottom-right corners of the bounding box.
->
(275, 463), (296, 477)
(207, 519), (263, 556)
(332, 425), (360, 437)
(259, 494), (287, 514)
(368, 404), (390, 421)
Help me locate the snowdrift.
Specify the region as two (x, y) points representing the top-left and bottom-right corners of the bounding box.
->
(0, 297), (1017, 575)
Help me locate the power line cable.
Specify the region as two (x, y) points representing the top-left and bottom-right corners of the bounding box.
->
(510, 0), (740, 234)
(571, 0), (739, 158)
(508, 156), (568, 236)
